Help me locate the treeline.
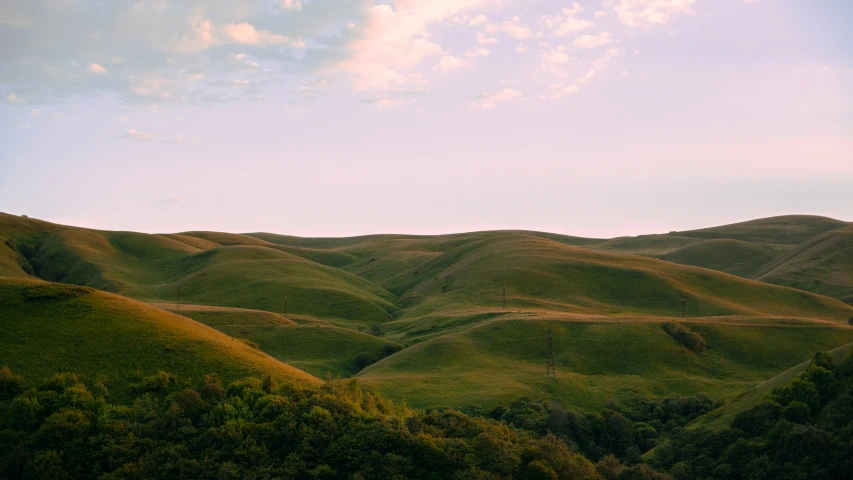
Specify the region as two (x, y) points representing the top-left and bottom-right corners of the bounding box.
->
(0, 366), (670, 480)
(486, 392), (720, 465)
(4, 347), (847, 480)
(651, 350), (853, 479)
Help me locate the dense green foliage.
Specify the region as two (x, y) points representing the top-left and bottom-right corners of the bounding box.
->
(651, 350), (853, 479)
(662, 323), (707, 353)
(487, 393), (719, 464)
(0, 369), (614, 480)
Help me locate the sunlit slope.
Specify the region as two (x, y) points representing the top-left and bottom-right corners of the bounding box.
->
(157, 245), (400, 326)
(589, 234), (703, 257)
(0, 278), (320, 396)
(359, 316), (853, 410)
(247, 230), (600, 286)
(157, 303), (400, 378)
(9, 223), (401, 326)
(0, 213), (64, 277)
(675, 215), (848, 245)
(377, 235), (853, 330)
(751, 226), (853, 305)
(659, 239), (787, 277)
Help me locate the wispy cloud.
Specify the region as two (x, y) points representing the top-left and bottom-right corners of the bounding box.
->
(121, 129), (156, 142)
(470, 88), (523, 109)
(362, 96), (404, 108)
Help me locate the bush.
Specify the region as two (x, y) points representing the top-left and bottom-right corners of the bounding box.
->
(354, 352), (374, 371)
(369, 323), (382, 336)
(0, 366), (24, 399)
(848, 316), (853, 326)
(663, 323), (706, 353)
(382, 343), (403, 356)
(140, 371), (173, 393)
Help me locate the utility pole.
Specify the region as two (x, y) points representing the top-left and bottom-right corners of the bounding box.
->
(681, 297), (686, 318)
(502, 285), (507, 312)
(546, 323), (556, 378)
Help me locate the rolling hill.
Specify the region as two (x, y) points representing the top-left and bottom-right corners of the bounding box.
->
(359, 315), (853, 410)
(0, 277), (320, 399)
(750, 226), (853, 305)
(2, 212), (853, 412)
(673, 215), (849, 245)
(155, 303), (402, 378)
(659, 239), (787, 277)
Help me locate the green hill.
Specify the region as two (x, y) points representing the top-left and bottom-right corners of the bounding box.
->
(4, 212), (853, 412)
(158, 303), (402, 378)
(659, 239), (787, 277)
(359, 315), (853, 410)
(376, 235), (852, 329)
(674, 215), (848, 245)
(0, 278), (320, 399)
(751, 226), (853, 305)
(684, 341), (853, 431)
(0, 214), (400, 328)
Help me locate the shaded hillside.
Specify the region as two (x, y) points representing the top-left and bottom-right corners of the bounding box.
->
(4, 212), (853, 412)
(359, 315), (853, 410)
(0, 278), (319, 399)
(0, 214), (401, 327)
(659, 239), (786, 277)
(375, 235), (853, 328)
(751, 226), (853, 305)
(674, 215), (848, 245)
(160, 303), (402, 378)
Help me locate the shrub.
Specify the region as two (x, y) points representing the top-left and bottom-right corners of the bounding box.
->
(382, 343), (403, 356)
(663, 323), (707, 353)
(354, 352), (374, 371)
(0, 366), (24, 399)
(848, 316), (853, 326)
(239, 338), (260, 350)
(47, 372), (79, 392)
(369, 323), (382, 336)
(140, 371), (173, 393)
(198, 374), (225, 401)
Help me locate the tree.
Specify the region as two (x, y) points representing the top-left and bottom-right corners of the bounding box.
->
(0, 366), (24, 399)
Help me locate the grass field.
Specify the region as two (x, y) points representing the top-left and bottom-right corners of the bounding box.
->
(751, 226), (853, 305)
(0, 277), (320, 400)
(358, 314), (853, 410)
(2, 212), (853, 413)
(685, 341), (853, 430)
(157, 303), (401, 378)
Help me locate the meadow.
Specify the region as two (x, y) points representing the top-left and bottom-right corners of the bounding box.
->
(1, 212), (852, 413)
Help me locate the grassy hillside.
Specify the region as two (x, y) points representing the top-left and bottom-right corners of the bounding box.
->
(685, 341), (853, 430)
(674, 215), (848, 245)
(359, 315), (853, 410)
(376, 235), (853, 331)
(590, 234), (703, 257)
(751, 226), (853, 305)
(0, 278), (319, 398)
(659, 239), (787, 277)
(4, 212), (853, 413)
(0, 215), (401, 327)
(158, 303), (401, 378)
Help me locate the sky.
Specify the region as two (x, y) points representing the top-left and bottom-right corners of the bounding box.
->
(0, 0), (851, 238)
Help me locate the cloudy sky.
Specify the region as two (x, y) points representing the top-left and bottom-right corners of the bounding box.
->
(0, 0), (851, 237)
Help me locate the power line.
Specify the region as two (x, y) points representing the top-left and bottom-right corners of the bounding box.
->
(546, 323), (556, 379)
